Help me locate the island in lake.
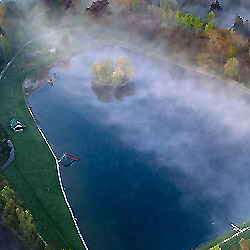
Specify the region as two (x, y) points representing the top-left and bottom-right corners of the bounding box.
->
(91, 56), (136, 102)
(91, 57), (135, 86)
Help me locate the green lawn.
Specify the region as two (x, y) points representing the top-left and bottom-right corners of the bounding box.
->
(0, 38), (88, 249)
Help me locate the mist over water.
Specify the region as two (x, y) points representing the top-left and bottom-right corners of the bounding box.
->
(29, 45), (250, 250)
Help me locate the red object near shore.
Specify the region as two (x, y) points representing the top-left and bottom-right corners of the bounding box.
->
(65, 153), (78, 161)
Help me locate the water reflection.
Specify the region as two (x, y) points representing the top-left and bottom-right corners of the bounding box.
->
(91, 82), (136, 103)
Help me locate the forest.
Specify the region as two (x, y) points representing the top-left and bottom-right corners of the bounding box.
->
(0, 0), (249, 85)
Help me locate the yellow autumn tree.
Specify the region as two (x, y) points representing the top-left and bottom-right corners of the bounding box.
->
(224, 57), (239, 78)
(112, 67), (124, 86)
(91, 57), (135, 86)
(116, 57), (135, 79)
(196, 53), (214, 68)
(211, 245), (221, 250)
(91, 59), (114, 84)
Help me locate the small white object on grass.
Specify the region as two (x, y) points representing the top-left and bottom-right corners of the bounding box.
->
(49, 47), (56, 54)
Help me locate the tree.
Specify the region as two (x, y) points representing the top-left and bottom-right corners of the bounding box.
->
(206, 11), (216, 24)
(224, 57), (239, 78)
(91, 57), (135, 86)
(175, 11), (185, 27)
(196, 53), (214, 68)
(233, 15), (245, 35)
(0, 186), (16, 203)
(193, 17), (204, 33)
(184, 14), (193, 29)
(228, 43), (238, 58)
(210, 0), (222, 12)
(2, 199), (19, 227)
(239, 238), (250, 250)
(91, 59), (114, 84)
(147, 3), (174, 25)
(112, 67), (124, 85)
(205, 22), (215, 33)
(16, 208), (39, 247)
(116, 57), (135, 79)
(211, 245), (221, 250)
(131, 0), (139, 11)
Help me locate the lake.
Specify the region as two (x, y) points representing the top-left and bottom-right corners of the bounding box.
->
(29, 45), (250, 250)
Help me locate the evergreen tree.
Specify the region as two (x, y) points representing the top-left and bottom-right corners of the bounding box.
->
(175, 11), (185, 27)
(210, 0), (222, 12)
(233, 15), (245, 35)
(193, 17), (204, 33)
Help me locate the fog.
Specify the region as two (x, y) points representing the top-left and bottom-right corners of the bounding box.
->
(48, 45), (250, 236)
(11, 0), (250, 247)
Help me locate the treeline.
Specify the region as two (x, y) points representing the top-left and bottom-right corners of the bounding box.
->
(0, 179), (57, 250)
(0, 1), (26, 65)
(105, 0), (250, 85)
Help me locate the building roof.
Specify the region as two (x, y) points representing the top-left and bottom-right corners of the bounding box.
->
(10, 118), (25, 129)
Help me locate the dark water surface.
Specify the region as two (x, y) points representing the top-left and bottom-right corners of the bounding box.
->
(29, 45), (250, 250)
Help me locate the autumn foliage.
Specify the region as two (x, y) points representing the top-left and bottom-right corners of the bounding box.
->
(239, 238), (250, 250)
(91, 57), (135, 86)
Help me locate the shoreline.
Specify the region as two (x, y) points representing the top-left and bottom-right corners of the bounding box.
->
(0, 29), (88, 249)
(22, 85), (89, 250)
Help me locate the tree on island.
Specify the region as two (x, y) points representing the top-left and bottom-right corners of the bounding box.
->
(91, 57), (135, 86)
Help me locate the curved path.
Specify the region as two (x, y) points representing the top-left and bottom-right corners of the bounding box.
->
(1, 140), (14, 169)
(0, 30), (67, 80)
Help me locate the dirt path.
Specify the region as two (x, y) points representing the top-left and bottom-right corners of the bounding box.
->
(1, 140), (14, 170)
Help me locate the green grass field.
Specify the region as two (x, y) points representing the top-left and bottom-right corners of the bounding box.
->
(0, 39), (87, 249)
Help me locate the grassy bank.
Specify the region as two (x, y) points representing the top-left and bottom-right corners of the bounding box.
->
(197, 220), (250, 250)
(0, 34), (90, 249)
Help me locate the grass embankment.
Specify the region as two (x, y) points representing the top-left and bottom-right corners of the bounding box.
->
(0, 36), (89, 249)
(198, 221), (250, 250)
